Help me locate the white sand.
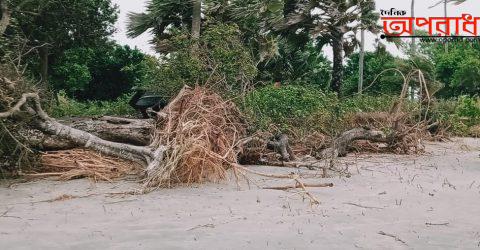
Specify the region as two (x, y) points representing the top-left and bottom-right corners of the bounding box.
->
(1, 138), (479, 250)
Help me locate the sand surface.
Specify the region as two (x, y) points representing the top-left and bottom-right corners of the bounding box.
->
(1, 138), (479, 250)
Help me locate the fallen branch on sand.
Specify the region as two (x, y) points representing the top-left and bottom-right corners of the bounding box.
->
(233, 164), (323, 205)
(263, 182), (334, 190)
(344, 202), (384, 210)
(425, 222), (449, 226)
(378, 231), (407, 245)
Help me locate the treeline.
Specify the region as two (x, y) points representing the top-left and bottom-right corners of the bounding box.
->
(0, 1), (479, 126)
(2, 1), (479, 99)
(1, 0), (479, 172)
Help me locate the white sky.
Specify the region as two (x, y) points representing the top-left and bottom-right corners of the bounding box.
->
(111, 0), (480, 59)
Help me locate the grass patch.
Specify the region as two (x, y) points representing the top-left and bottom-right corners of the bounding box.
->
(49, 90), (136, 118)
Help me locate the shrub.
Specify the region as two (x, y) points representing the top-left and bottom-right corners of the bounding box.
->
(138, 23), (258, 101)
(0, 63), (39, 173)
(243, 85), (338, 133)
(429, 97), (480, 136)
(51, 43), (147, 101)
(244, 85), (418, 136)
(456, 96), (480, 121)
(49, 91), (135, 118)
(339, 95), (397, 114)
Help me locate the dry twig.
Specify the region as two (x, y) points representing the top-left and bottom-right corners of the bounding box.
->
(378, 231), (407, 245)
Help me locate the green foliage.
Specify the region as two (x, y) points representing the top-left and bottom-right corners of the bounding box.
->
(429, 96), (480, 135)
(243, 85), (338, 133)
(3, 0), (118, 91)
(339, 95), (396, 114)
(13, 0), (118, 51)
(455, 96), (480, 121)
(259, 41), (331, 89)
(51, 43), (147, 101)
(127, 0), (192, 45)
(51, 48), (94, 95)
(343, 48), (402, 95)
(243, 84), (403, 135)
(49, 91), (135, 118)
(139, 23), (257, 100)
(431, 42), (480, 97)
(201, 23), (258, 86)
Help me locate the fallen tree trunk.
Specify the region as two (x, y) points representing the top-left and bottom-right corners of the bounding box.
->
(0, 84), (389, 189)
(236, 133), (296, 163)
(267, 134), (296, 161)
(62, 116), (153, 146)
(24, 116), (153, 150)
(1, 93), (160, 166)
(316, 127), (386, 158)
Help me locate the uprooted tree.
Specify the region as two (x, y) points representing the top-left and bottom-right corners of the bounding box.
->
(1, 85), (242, 187)
(2, 60), (436, 191)
(1, 76), (407, 187)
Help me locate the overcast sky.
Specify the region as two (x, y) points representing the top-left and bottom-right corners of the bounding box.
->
(110, 0), (480, 59)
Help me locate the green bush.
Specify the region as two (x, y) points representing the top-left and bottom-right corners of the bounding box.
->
(51, 43), (147, 101)
(456, 96), (480, 120)
(244, 85), (415, 136)
(243, 85), (338, 132)
(339, 95), (397, 114)
(139, 23), (258, 101)
(429, 97), (480, 135)
(49, 90), (135, 117)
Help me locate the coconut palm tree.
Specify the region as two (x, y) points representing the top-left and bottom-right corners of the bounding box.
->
(411, 0), (416, 54)
(281, 0), (379, 95)
(225, 0), (380, 94)
(358, 27), (365, 93)
(192, 0), (201, 40)
(429, 0), (469, 52)
(127, 0), (202, 52)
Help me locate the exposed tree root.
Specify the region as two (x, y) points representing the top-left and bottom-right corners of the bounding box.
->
(23, 149), (142, 181)
(1, 86), (245, 189)
(237, 127), (386, 173)
(263, 182), (333, 190)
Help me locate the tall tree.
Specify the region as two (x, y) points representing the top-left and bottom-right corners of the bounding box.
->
(358, 27), (365, 94)
(12, 0), (118, 88)
(429, 0), (469, 52)
(279, 0), (380, 95)
(192, 0), (201, 40)
(410, 0), (416, 54)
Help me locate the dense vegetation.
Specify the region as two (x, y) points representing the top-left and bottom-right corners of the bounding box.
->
(1, 0), (479, 173)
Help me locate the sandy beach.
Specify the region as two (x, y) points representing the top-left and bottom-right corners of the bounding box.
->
(1, 138), (479, 250)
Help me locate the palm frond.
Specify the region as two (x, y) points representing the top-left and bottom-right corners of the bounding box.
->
(126, 12), (157, 38)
